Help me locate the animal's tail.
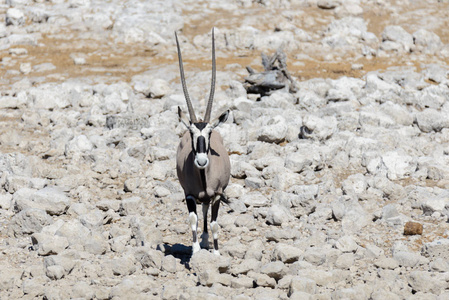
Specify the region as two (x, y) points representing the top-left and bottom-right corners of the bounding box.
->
(220, 194), (231, 205)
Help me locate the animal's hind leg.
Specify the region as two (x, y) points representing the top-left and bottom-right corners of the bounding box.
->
(186, 195), (200, 254)
(210, 195), (221, 255)
(200, 203), (210, 249)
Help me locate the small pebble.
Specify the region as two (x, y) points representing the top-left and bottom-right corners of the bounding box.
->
(404, 222), (423, 235)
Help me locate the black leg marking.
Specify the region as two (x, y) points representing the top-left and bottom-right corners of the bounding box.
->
(200, 203), (210, 249)
(202, 203), (209, 234)
(213, 239), (218, 251)
(186, 195), (197, 214)
(186, 195), (200, 253)
(210, 196), (221, 254)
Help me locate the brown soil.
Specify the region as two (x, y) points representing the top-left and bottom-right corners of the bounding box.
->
(1, 2), (448, 87)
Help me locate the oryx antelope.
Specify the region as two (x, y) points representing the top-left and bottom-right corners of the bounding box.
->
(175, 29), (231, 255)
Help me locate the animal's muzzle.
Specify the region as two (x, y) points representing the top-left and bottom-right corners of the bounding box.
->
(195, 153), (209, 169)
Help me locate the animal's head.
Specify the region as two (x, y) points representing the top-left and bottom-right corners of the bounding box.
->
(178, 108), (229, 169)
(176, 28), (229, 169)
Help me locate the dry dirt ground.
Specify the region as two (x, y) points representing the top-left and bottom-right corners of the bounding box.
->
(1, 0), (449, 299)
(1, 1), (448, 85)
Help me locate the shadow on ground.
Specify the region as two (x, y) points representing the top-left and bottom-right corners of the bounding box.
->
(159, 243), (193, 267)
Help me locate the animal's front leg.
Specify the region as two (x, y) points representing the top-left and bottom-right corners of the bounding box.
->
(200, 203), (210, 249)
(211, 195), (221, 256)
(186, 195), (200, 254)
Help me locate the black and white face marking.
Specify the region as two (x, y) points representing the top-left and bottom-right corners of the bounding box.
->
(190, 123), (213, 169)
(178, 107), (230, 170)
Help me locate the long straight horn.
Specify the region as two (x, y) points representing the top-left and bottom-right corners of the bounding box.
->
(204, 28), (216, 123)
(175, 31), (197, 123)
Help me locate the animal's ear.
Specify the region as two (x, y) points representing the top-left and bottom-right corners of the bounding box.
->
(178, 106), (191, 128)
(211, 110), (229, 128)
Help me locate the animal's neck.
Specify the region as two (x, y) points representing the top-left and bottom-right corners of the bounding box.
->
(196, 168), (212, 203)
(199, 168), (207, 195)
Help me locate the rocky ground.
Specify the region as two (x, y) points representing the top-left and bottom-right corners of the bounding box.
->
(1, 0), (449, 299)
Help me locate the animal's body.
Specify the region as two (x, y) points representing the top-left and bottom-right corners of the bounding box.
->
(175, 28), (231, 255)
(176, 130), (230, 201)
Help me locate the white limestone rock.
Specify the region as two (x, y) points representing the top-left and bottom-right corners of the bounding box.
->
(6, 8), (25, 26)
(381, 25), (413, 52)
